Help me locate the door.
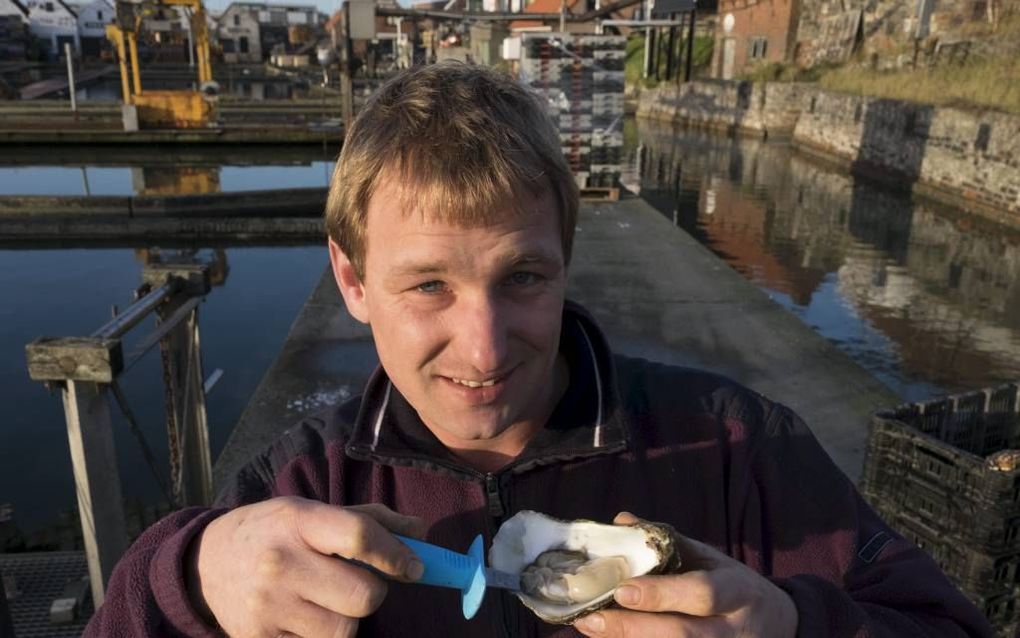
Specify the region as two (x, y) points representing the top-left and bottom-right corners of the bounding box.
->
(721, 38), (735, 80)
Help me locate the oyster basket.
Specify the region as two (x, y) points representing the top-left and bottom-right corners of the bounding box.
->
(860, 382), (1020, 636)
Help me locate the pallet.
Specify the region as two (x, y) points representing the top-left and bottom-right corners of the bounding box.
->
(579, 187), (619, 202)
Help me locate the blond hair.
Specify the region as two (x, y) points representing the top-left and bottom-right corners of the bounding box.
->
(325, 61), (579, 280)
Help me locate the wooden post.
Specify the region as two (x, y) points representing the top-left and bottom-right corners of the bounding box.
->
(143, 263), (213, 507)
(26, 336), (128, 609)
(159, 303), (213, 506)
(61, 380), (129, 610)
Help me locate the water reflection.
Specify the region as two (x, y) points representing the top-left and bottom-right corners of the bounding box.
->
(625, 118), (1020, 401)
(0, 145), (336, 196)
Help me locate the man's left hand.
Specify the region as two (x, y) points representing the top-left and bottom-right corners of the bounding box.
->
(573, 513), (799, 638)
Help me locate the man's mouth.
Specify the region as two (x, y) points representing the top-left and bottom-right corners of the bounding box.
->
(448, 376), (500, 388)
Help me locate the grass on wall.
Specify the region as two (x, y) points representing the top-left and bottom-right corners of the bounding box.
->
(817, 57), (1020, 115)
(739, 16), (1020, 115)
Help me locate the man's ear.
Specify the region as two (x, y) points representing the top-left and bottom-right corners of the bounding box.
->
(328, 237), (370, 324)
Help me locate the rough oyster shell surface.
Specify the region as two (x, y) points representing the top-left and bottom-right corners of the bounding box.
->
(489, 510), (679, 624)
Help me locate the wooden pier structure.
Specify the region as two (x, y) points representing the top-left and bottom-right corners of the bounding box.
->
(24, 257), (221, 609)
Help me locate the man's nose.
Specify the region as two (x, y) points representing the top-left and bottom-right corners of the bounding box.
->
(454, 293), (508, 375)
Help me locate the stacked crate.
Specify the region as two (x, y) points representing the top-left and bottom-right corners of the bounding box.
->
(861, 383), (1020, 637)
(520, 33), (626, 190)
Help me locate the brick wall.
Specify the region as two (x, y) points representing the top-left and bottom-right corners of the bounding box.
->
(712, 0), (798, 77)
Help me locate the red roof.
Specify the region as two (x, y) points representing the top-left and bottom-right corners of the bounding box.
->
(511, 0), (580, 29)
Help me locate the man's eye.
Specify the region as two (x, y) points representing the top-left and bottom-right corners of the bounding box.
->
(416, 280), (446, 293)
(507, 272), (541, 286)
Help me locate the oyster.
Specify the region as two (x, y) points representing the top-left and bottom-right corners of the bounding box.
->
(489, 510), (679, 624)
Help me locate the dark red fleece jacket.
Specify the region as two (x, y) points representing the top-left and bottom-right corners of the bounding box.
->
(85, 302), (993, 637)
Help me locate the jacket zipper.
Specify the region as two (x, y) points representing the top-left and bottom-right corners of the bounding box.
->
(482, 472), (520, 638)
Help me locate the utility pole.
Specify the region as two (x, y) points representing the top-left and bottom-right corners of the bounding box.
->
(65, 42), (77, 114)
(642, 0), (652, 78)
(340, 0), (354, 129)
(684, 8), (695, 82)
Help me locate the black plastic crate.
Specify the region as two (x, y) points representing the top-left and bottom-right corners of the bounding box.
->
(861, 383), (1020, 636)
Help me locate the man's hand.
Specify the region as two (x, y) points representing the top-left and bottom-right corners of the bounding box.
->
(187, 498), (427, 638)
(573, 513), (798, 638)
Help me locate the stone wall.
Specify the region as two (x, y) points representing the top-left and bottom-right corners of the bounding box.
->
(637, 80), (1020, 223)
(793, 92), (1020, 223)
(795, 0), (1003, 68)
(635, 80), (813, 138)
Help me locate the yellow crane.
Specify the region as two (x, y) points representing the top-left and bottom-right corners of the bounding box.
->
(106, 0), (217, 128)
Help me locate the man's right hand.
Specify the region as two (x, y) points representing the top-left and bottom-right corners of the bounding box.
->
(186, 498), (427, 637)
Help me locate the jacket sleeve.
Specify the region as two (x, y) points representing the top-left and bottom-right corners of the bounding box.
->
(747, 403), (994, 638)
(83, 418), (331, 637)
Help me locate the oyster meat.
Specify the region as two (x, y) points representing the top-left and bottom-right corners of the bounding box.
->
(489, 510), (679, 624)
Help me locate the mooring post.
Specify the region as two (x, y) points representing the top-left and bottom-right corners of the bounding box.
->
(26, 337), (129, 609)
(143, 263), (214, 506)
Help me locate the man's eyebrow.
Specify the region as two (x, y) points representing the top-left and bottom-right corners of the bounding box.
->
(388, 261), (449, 277)
(502, 250), (562, 267)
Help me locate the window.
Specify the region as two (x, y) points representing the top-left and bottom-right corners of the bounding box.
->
(238, 36), (248, 53)
(45, 2), (53, 11)
(233, 14), (240, 26)
(221, 38), (235, 52)
(97, 10), (102, 19)
(749, 36), (768, 59)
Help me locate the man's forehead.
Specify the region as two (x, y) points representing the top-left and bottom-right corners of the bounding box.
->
(367, 169), (558, 226)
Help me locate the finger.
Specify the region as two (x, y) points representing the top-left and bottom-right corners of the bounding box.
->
(615, 569), (747, 616)
(279, 600), (358, 638)
(574, 608), (729, 638)
(290, 551), (390, 618)
(346, 503), (428, 539)
(291, 501), (424, 582)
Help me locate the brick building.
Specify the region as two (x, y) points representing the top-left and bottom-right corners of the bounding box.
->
(712, 0), (798, 78)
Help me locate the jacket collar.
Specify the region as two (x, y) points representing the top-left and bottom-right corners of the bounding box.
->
(345, 301), (630, 480)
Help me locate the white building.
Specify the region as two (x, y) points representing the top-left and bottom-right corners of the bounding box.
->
(25, 0), (78, 57)
(216, 2), (318, 63)
(0, 0), (30, 59)
(217, 2), (261, 62)
(0, 0), (29, 22)
(73, 0), (111, 55)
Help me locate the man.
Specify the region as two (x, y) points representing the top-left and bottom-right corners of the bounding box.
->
(86, 62), (992, 637)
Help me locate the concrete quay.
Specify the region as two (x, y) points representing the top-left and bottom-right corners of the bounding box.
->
(0, 188), (326, 243)
(215, 193), (899, 489)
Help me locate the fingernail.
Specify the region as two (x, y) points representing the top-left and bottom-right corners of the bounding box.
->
(405, 557), (424, 581)
(577, 613), (605, 633)
(615, 585), (639, 605)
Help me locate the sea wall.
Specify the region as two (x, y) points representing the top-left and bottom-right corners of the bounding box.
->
(636, 80), (812, 139)
(637, 82), (1020, 224)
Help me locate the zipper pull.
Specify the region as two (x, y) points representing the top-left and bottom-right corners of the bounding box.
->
(485, 473), (504, 518)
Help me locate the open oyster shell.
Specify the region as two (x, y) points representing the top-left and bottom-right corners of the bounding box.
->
(489, 510), (680, 624)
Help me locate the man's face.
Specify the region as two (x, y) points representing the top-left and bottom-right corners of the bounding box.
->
(329, 179), (568, 450)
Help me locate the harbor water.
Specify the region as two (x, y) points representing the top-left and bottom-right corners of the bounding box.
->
(2, 119), (1020, 542)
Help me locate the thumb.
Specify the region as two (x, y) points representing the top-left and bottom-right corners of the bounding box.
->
(613, 511), (641, 526)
